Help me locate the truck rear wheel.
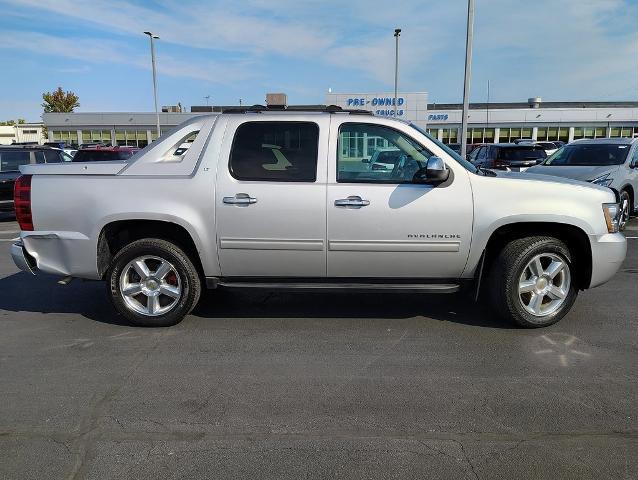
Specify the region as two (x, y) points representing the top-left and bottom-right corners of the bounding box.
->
(107, 238), (201, 327)
(487, 236), (578, 328)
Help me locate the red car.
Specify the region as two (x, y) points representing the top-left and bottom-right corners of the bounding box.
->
(72, 146), (140, 162)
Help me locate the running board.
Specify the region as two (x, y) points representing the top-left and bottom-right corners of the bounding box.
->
(211, 280), (460, 293)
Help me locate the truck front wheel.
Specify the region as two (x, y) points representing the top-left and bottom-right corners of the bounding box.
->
(107, 238), (202, 327)
(487, 236), (578, 328)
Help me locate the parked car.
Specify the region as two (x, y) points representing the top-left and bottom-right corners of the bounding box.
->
(447, 143), (462, 154)
(365, 147), (405, 171)
(1, 146), (71, 212)
(514, 139), (562, 155)
(469, 143), (547, 171)
(10, 108), (625, 328)
(527, 137), (638, 229)
(533, 141), (559, 156)
(72, 146), (139, 162)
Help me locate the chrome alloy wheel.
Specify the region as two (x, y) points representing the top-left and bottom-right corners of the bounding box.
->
(518, 253), (571, 318)
(119, 255), (182, 316)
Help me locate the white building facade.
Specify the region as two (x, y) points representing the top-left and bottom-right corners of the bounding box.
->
(42, 98), (638, 148)
(0, 123), (44, 145)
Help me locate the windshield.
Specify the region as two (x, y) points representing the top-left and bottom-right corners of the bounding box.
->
(72, 150), (136, 162)
(408, 123), (479, 173)
(498, 147), (546, 161)
(543, 143), (630, 166)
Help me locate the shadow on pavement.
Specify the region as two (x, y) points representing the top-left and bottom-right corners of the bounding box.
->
(0, 271), (511, 329)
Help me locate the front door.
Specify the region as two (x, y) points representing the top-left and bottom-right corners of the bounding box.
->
(327, 120), (473, 279)
(215, 117), (329, 277)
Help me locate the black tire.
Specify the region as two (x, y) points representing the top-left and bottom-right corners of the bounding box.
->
(107, 238), (201, 327)
(487, 236), (578, 328)
(619, 189), (632, 231)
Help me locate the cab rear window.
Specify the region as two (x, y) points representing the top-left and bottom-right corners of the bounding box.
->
(229, 122), (319, 182)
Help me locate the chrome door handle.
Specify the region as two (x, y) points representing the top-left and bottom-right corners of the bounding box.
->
(223, 193), (257, 205)
(334, 196), (370, 208)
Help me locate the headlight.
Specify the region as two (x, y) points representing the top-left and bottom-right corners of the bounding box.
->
(590, 173), (613, 187)
(602, 203), (621, 233)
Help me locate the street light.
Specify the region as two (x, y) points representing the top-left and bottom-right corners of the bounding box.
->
(143, 31), (161, 138)
(393, 28), (401, 117)
(460, 0), (475, 159)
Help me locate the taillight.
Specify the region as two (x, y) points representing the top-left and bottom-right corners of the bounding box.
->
(14, 175), (33, 231)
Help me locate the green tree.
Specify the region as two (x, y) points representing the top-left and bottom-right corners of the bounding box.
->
(42, 87), (80, 113)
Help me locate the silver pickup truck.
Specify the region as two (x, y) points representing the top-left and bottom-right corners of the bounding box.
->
(11, 107), (627, 328)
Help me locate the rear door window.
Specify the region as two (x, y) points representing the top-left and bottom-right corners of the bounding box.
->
(0, 151), (31, 171)
(229, 122), (319, 182)
(498, 147), (546, 161)
(44, 150), (63, 163)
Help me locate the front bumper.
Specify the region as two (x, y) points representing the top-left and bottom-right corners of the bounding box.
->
(11, 241), (36, 274)
(588, 232), (627, 288)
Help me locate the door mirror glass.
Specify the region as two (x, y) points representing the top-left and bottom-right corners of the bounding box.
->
(361, 157), (371, 163)
(413, 156), (449, 184)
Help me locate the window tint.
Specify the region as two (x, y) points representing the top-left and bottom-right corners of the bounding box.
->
(544, 144), (629, 166)
(498, 147), (547, 161)
(338, 123), (433, 183)
(229, 122), (319, 182)
(44, 150), (63, 163)
(0, 151), (30, 171)
(477, 147), (488, 160)
(72, 150), (137, 162)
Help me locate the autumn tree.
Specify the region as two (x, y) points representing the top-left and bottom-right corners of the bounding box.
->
(42, 87), (80, 113)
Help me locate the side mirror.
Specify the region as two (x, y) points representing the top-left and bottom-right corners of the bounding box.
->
(413, 156), (450, 184)
(361, 157), (371, 163)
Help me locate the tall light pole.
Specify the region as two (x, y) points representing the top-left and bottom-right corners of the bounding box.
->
(460, 0), (475, 159)
(143, 31), (161, 138)
(393, 28), (401, 117)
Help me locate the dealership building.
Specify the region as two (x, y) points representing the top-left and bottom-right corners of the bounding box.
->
(42, 93), (638, 148)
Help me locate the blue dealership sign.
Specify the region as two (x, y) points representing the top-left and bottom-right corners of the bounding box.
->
(347, 96), (406, 116)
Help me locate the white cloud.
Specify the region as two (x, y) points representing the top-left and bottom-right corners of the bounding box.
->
(2, 0), (638, 102)
(0, 30), (257, 84)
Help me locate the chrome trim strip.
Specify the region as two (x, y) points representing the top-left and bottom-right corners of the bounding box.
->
(329, 240), (460, 252)
(218, 281), (459, 292)
(220, 238), (325, 251)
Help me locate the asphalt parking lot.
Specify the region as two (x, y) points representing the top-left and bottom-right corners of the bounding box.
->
(1, 213), (637, 479)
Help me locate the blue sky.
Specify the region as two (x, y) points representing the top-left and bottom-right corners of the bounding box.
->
(2, 0), (638, 121)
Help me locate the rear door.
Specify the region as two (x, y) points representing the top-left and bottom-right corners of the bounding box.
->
(215, 116), (329, 277)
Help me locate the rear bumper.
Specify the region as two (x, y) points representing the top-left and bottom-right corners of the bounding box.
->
(588, 232), (627, 288)
(11, 241), (36, 274)
(12, 231), (99, 279)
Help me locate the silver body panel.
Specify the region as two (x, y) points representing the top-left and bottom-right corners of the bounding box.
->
(11, 113), (625, 291)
